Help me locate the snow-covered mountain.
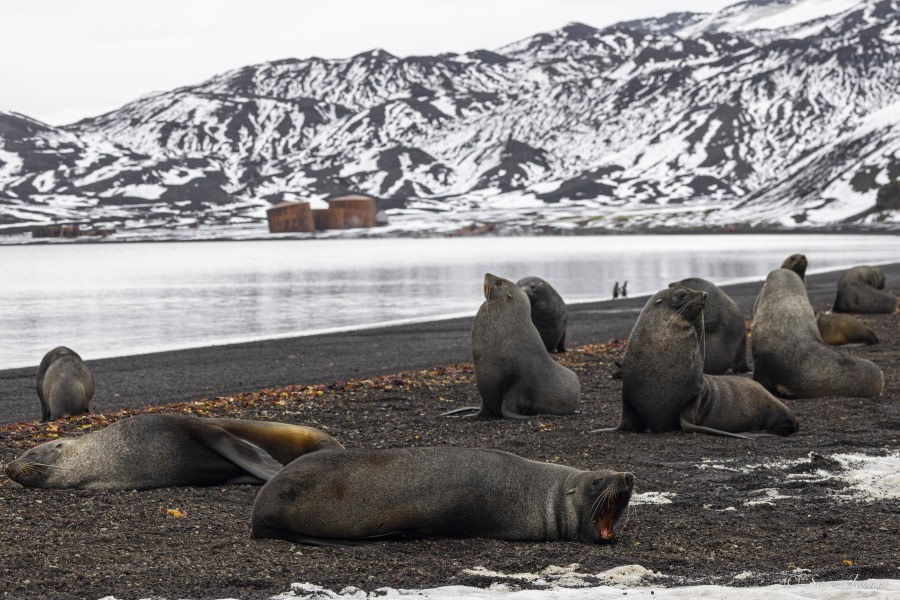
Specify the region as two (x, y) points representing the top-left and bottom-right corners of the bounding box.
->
(2, 0), (899, 239)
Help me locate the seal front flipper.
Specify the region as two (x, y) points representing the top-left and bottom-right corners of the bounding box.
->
(592, 400), (646, 433)
(678, 408), (750, 439)
(192, 424), (283, 481)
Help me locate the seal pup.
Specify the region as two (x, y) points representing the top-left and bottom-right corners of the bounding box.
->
(817, 312), (879, 346)
(4, 414), (344, 490)
(833, 266), (898, 314)
(251, 447), (634, 546)
(36, 346), (94, 421)
(752, 268), (884, 398)
(457, 274), (579, 418)
(669, 277), (749, 374)
(596, 286), (797, 438)
(516, 276), (569, 353)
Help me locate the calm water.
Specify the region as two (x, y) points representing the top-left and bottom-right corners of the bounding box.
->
(1, 235), (898, 370)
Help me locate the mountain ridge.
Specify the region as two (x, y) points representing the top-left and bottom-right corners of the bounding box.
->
(1, 0), (898, 240)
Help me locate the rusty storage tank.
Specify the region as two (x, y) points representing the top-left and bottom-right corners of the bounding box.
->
(267, 201), (315, 233)
(328, 194), (376, 229)
(312, 208), (345, 231)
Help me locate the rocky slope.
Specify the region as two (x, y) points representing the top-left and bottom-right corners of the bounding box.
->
(1, 0), (898, 238)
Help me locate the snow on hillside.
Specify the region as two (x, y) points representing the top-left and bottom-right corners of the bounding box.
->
(1, 0), (899, 241)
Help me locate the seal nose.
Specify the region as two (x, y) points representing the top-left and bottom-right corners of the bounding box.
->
(624, 472), (634, 486)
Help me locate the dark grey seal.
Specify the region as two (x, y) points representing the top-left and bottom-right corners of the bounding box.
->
(833, 266), (898, 314)
(752, 268), (884, 398)
(817, 312), (879, 346)
(669, 277), (749, 374)
(458, 273), (579, 418)
(516, 276), (569, 353)
(36, 346), (94, 421)
(4, 414), (344, 490)
(597, 286), (798, 438)
(251, 447), (634, 546)
(781, 254), (808, 282)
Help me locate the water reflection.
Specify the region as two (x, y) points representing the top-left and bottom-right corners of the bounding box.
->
(1, 235), (898, 369)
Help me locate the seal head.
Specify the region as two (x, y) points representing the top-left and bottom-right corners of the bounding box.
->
(516, 276), (569, 353)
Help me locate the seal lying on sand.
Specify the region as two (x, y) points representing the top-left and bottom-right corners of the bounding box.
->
(451, 274), (579, 418)
(752, 268), (884, 398)
(36, 346), (95, 421)
(517, 276), (569, 353)
(251, 447), (634, 546)
(669, 278), (749, 374)
(597, 286), (797, 438)
(4, 414), (344, 490)
(817, 312), (879, 346)
(833, 266), (898, 314)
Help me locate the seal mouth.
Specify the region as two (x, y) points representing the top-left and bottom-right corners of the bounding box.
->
(594, 472), (635, 542)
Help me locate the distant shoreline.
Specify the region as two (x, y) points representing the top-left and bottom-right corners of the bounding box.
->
(1, 225), (897, 246)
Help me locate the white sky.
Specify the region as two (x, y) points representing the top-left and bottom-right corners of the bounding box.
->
(1, 0), (735, 126)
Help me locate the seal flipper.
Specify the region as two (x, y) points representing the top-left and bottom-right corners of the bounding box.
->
(554, 332), (567, 354)
(192, 424), (283, 481)
(678, 407), (750, 439)
(439, 406), (481, 417)
(592, 400), (646, 433)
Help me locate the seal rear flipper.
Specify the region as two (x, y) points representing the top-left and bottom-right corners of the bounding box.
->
(439, 406), (481, 417)
(193, 425), (283, 481)
(554, 332), (567, 354)
(678, 410), (750, 439)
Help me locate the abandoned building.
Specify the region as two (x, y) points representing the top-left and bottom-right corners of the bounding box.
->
(32, 224), (81, 239)
(266, 193), (379, 233)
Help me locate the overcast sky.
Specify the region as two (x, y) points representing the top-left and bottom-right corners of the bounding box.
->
(1, 0), (735, 126)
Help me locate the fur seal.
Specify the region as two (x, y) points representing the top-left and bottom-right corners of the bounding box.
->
(516, 276), (569, 353)
(597, 286), (797, 437)
(4, 414), (344, 490)
(752, 268), (884, 398)
(251, 447), (634, 546)
(36, 346), (94, 421)
(465, 274), (580, 418)
(781, 254), (808, 282)
(833, 266), (898, 314)
(669, 277), (749, 374)
(817, 312), (879, 346)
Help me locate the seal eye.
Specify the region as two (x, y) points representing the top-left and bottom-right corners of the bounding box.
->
(55, 443), (63, 448)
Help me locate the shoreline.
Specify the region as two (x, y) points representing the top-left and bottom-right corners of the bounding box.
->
(1, 262), (897, 425)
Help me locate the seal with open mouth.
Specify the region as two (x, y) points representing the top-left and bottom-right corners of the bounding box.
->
(251, 447), (634, 545)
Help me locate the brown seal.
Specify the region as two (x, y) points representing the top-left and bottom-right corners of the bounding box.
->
(251, 447), (634, 546)
(4, 414), (344, 490)
(817, 312), (879, 346)
(833, 265), (898, 314)
(669, 277), (749, 374)
(36, 346), (95, 421)
(752, 268), (884, 398)
(597, 286), (797, 437)
(517, 276), (569, 353)
(454, 273), (579, 418)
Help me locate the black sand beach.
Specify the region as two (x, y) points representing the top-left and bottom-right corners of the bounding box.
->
(0, 263), (898, 599)
(2, 264), (896, 424)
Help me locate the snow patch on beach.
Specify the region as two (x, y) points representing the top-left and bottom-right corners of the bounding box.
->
(785, 452), (900, 502)
(273, 579), (900, 599)
(631, 491), (676, 505)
